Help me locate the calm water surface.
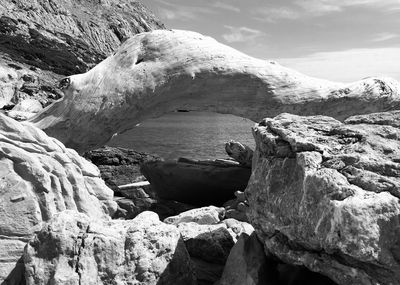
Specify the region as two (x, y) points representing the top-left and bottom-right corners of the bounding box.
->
(109, 112), (256, 160)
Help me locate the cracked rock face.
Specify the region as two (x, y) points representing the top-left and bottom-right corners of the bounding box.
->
(24, 211), (196, 285)
(0, 114), (116, 283)
(246, 111), (400, 285)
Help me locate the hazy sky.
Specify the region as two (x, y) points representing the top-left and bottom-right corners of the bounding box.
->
(145, 0), (400, 82)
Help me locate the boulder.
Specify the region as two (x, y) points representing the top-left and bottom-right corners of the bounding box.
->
(84, 146), (163, 191)
(7, 98), (44, 120)
(0, 113), (116, 283)
(246, 111), (400, 285)
(24, 210), (196, 285)
(141, 158), (252, 206)
(225, 140), (253, 168)
(218, 232), (279, 285)
(224, 190), (249, 222)
(164, 206), (225, 225)
(30, 29), (400, 151)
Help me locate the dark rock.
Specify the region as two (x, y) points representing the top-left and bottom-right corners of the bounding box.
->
(84, 146), (163, 190)
(141, 158), (252, 206)
(247, 112), (400, 285)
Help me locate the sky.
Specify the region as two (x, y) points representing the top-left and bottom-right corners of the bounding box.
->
(145, 0), (400, 83)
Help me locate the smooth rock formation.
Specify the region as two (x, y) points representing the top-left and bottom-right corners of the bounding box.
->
(0, 113), (116, 283)
(24, 210), (196, 285)
(31, 29), (400, 151)
(141, 158), (251, 206)
(246, 111), (400, 285)
(84, 146), (162, 190)
(225, 140), (254, 168)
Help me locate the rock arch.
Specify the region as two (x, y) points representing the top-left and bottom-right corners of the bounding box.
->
(31, 30), (400, 152)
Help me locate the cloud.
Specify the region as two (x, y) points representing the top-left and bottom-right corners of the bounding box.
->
(254, 0), (400, 21)
(277, 48), (400, 82)
(153, 0), (215, 21)
(371, 32), (399, 42)
(222, 25), (265, 43)
(213, 1), (240, 12)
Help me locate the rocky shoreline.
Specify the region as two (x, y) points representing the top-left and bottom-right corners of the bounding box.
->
(1, 1), (400, 284)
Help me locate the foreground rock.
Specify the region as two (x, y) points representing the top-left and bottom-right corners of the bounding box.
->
(0, 0), (164, 121)
(0, 114), (116, 283)
(141, 158), (251, 206)
(247, 111), (400, 285)
(166, 207), (254, 284)
(24, 211), (196, 285)
(84, 146), (162, 190)
(31, 29), (400, 151)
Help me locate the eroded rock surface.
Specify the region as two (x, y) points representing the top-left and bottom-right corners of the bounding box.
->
(247, 111), (400, 285)
(24, 211), (196, 285)
(31, 29), (400, 151)
(0, 114), (116, 283)
(0, 0), (164, 122)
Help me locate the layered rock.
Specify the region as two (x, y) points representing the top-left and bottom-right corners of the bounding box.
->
(141, 158), (251, 206)
(0, 113), (116, 283)
(246, 111), (400, 285)
(24, 211), (196, 285)
(84, 146), (162, 190)
(30, 29), (400, 151)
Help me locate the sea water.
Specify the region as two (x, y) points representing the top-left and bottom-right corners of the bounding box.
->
(108, 111), (256, 160)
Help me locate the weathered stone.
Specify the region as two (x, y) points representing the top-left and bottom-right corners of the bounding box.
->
(84, 146), (162, 190)
(24, 210), (196, 285)
(218, 232), (279, 285)
(246, 111), (400, 285)
(141, 158), (251, 206)
(31, 30), (400, 151)
(225, 140), (253, 168)
(224, 191), (249, 222)
(0, 113), (116, 283)
(164, 206), (225, 225)
(0, 0), (164, 75)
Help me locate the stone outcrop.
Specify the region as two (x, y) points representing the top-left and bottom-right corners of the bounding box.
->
(0, 113), (116, 283)
(84, 146), (162, 191)
(30, 29), (400, 151)
(0, 0), (164, 123)
(24, 210), (196, 285)
(141, 158), (252, 206)
(246, 111), (400, 285)
(0, 0), (164, 75)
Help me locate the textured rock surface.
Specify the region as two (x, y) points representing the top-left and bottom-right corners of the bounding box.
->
(0, 113), (116, 283)
(218, 232), (278, 285)
(224, 190), (249, 222)
(84, 146), (162, 190)
(164, 206), (225, 225)
(225, 140), (253, 168)
(0, 0), (164, 122)
(246, 111), (400, 285)
(0, 0), (164, 75)
(31, 29), (400, 151)
(24, 210), (196, 285)
(141, 158), (251, 206)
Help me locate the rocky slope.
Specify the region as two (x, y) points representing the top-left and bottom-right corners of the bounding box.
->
(246, 111), (400, 285)
(31, 29), (400, 152)
(0, 113), (116, 284)
(0, 0), (164, 120)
